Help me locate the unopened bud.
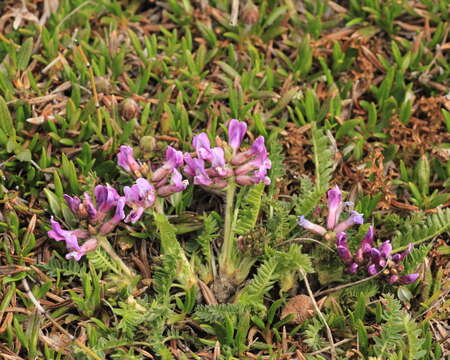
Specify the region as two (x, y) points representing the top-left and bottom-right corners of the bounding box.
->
(140, 135), (156, 152)
(242, 0), (259, 25)
(95, 76), (111, 93)
(120, 98), (139, 120)
(415, 154), (430, 195)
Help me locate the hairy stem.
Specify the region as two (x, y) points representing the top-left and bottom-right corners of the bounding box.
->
(98, 236), (135, 279)
(219, 179), (237, 276)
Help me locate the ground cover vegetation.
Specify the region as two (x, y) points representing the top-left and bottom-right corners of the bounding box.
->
(0, 0), (449, 359)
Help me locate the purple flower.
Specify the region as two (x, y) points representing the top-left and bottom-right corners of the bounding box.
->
(228, 119), (247, 152)
(367, 263), (378, 276)
(252, 156), (271, 185)
(388, 275), (399, 284)
(370, 248), (385, 268)
(337, 245), (353, 265)
(184, 154), (202, 176)
(49, 218), (77, 243)
(348, 263), (359, 274)
(232, 136), (268, 166)
(157, 169), (189, 197)
(336, 232), (353, 264)
(192, 133), (212, 161)
(48, 217), (89, 242)
(369, 241), (392, 269)
(124, 178), (156, 223)
(388, 273), (419, 284)
(48, 217), (92, 261)
(99, 197), (126, 234)
(399, 273), (419, 284)
(64, 195), (81, 214)
(297, 216), (326, 236)
(210, 147), (228, 177)
(250, 136), (267, 157)
(117, 145), (141, 173)
(336, 232), (347, 246)
(329, 224), (419, 284)
(334, 211), (364, 234)
(165, 146), (184, 168)
(83, 193), (97, 219)
(234, 146), (271, 185)
(392, 243), (413, 263)
(184, 154), (212, 186)
(94, 185), (120, 218)
(379, 241), (392, 259)
(355, 226), (375, 263)
(152, 146), (184, 182)
(326, 186), (342, 230)
(66, 238), (98, 261)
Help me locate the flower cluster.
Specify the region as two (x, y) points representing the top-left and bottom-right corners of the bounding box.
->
(118, 119), (271, 193)
(49, 185), (126, 260)
(185, 119), (271, 187)
(336, 230), (418, 284)
(298, 186), (419, 285)
(117, 145), (188, 224)
(49, 119), (272, 261)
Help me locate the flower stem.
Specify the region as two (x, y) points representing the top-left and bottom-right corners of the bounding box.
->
(98, 236), (135, 279)
(219, 179), (236, 276)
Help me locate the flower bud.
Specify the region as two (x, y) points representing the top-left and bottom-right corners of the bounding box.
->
(94, 76), (111, 93)
(242, 0), (259, 25)
(399, 273), (419, 284)
(120, 98), (139, 120)
(140, 136), (156, 152)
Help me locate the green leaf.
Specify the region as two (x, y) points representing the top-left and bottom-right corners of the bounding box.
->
(154, 213), (197, 288)
(17, 38), (34, 71)
(235, 183), (265, 236)
(235, 257), (278, 310)
(44, 189), (62, 218)
(295, 124), (333, 216)
(16, 149), (31, 162)
(393, 208), (450, 249)
(0, 96), (14, 137)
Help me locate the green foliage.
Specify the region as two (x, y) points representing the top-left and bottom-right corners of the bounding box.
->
(195, 304), (249, 323)
(265, 198), (296, 244)
(341, 279), (379, 300)
(195, 304), (251, 356)
(154, 213), (197, 288)
(70, 265), (102, 317)
(0, 0), (448, 357)
(295, 125), (333, 216)
(87, 248), (121, 275)
(392, 208), (450, 248)
(196, 212), (219, 264)
(235, 182), (265, 236)
(267, 136), (286, 196)
(40, 254), (86, 279)
(153, 254), (178, 300)
(372, 294), (426, 359)
(235, 257), (278, 310)
(304, 318), (326, 351)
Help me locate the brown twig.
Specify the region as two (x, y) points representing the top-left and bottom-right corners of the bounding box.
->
(275, 237), (335, 252)
(21, 278), (103, 360)
(230, 0), (239, 26)
(300, 269), (337, 360)
(314, 268), (385, 297)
